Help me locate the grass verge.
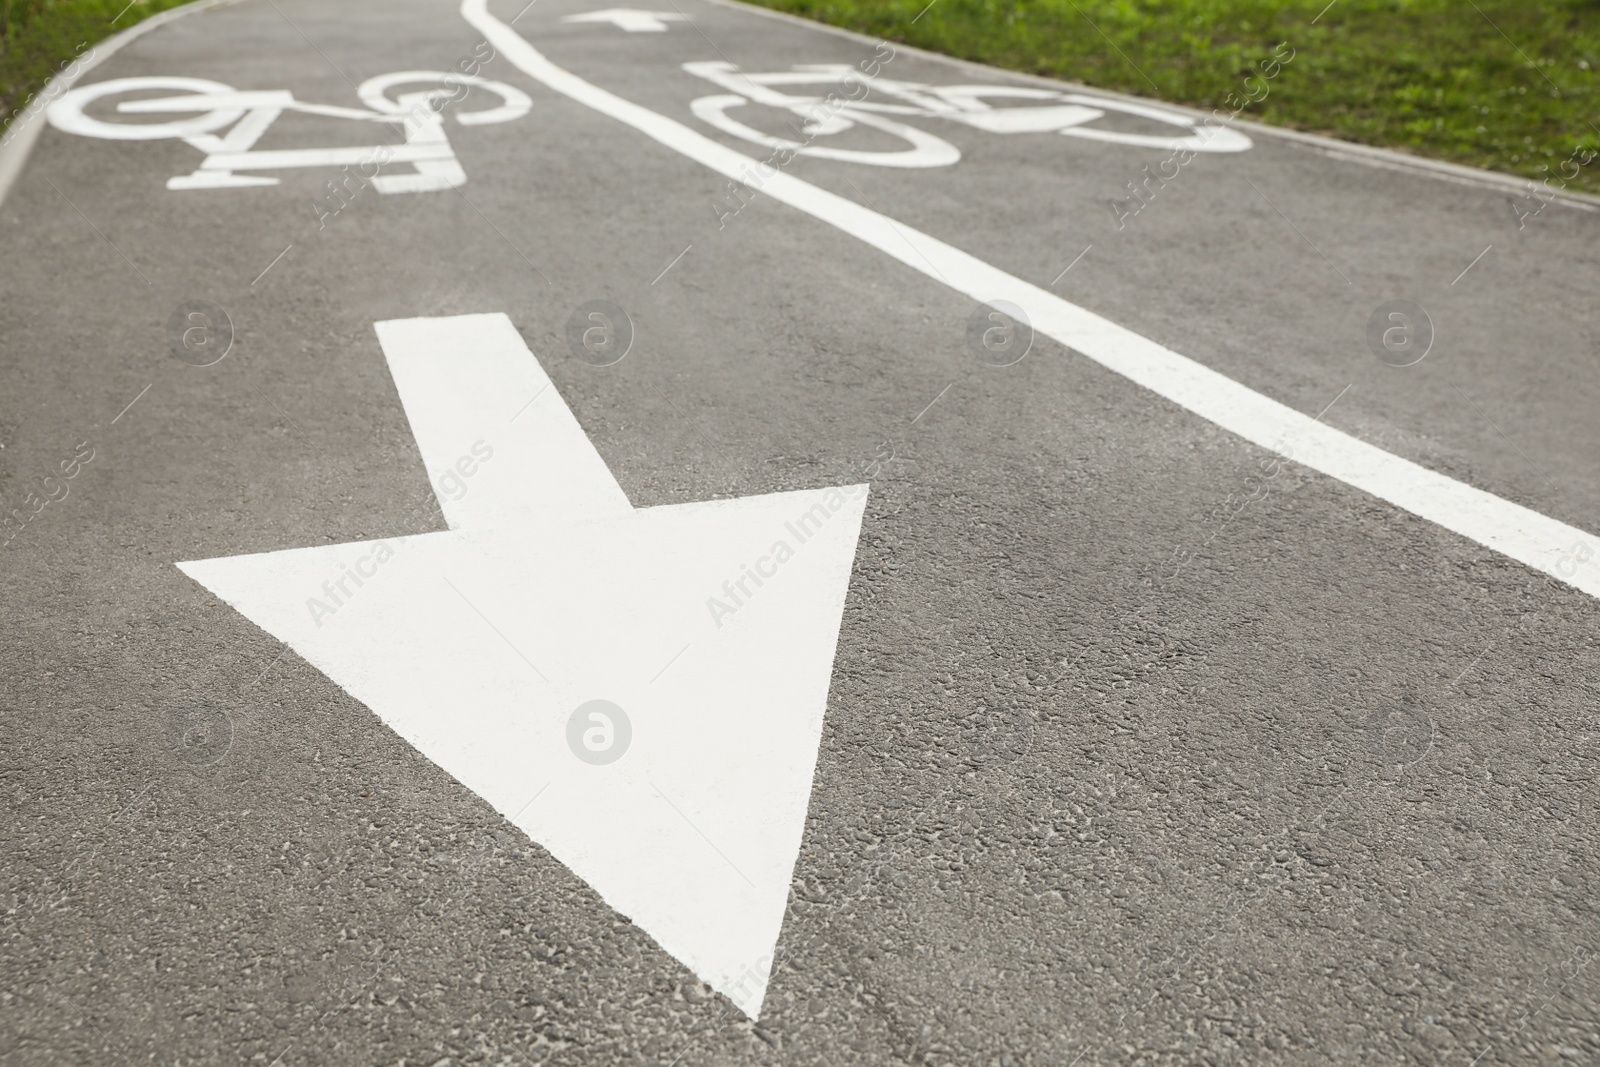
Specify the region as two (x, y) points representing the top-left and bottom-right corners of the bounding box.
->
(2, 0), (200, 139)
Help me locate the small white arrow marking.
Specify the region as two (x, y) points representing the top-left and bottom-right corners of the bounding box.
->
(560, 7), (687, 32)
(179, 313), (866, 1018)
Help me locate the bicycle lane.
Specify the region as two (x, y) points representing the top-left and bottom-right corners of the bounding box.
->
(491, 15), (1600, 1054)
(435, 1), (1600, 1061)
(520, 0), (1600, 542)
(3, 0), (1600, 1065)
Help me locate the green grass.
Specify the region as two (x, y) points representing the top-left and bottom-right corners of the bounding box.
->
(2, 0), (199, 138)
(740, 0), (1600, 194)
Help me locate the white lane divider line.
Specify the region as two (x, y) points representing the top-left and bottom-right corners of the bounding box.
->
(462, 0), (1600, 599)
(842, 173), (951, 285)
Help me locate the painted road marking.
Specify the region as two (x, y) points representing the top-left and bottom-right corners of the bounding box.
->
(682, 61), (1251, 168)
(463, 0), (1600, 598)
(177, 313), (866, 1019)
(47, 71), (531, 192)
(561, 8), (688, 32)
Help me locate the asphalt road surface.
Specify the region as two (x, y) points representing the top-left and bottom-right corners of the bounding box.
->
(4, 0), (1599, 1064)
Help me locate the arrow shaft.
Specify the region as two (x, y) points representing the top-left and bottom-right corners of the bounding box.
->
(375, 313), (632, 531)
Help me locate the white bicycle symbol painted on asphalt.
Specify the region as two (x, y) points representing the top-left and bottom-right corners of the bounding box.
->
(684, 61), (1252, 167)
(45, 60), (1248, 192)
(47, 71), (531, 192)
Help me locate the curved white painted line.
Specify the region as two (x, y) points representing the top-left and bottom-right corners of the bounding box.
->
(0, 0), (244, 207)
(463, 0), (1600, 599)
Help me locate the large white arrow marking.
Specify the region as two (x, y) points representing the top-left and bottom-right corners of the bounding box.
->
(560, 8), (687, 32)
(178, 313), (866, 1018)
